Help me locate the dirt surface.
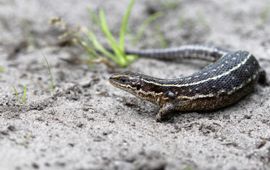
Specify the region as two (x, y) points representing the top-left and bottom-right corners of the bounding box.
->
(1, 0), (270, 170)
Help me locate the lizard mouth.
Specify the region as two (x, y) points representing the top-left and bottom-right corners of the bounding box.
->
(108, 74), (117, 85)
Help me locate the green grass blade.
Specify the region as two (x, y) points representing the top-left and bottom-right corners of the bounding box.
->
(119, 0), (135, 51)
(77, 1), (139, 67)
(87, 31), (124, 65)
(99, 10), (123, 58)
(76, 38), (99, 59)
(21, 85), (27, 104)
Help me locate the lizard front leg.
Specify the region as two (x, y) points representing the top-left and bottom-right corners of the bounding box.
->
(156, 103), (176, 122)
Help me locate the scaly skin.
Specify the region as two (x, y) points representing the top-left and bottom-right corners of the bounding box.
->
(109, 45), (268, 121)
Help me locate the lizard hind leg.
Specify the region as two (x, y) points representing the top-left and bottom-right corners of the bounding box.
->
(156, 103), (177, 122)
(258, 69), (269, 86)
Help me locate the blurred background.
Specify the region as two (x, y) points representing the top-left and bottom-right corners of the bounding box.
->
(1, 1), (270, 170)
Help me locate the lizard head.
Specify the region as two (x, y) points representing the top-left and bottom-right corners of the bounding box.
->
(109, 71), (166, 104)
(109, 71), (142, 94)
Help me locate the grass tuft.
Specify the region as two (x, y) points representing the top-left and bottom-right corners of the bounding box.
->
(81, 0), (137, 68)
(51, 0), (164, 68)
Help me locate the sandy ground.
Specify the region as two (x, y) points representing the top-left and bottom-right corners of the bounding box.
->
(1, 0), (270, 170)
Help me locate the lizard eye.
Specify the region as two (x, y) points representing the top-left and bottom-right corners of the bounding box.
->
(119, 77), (128, 84)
